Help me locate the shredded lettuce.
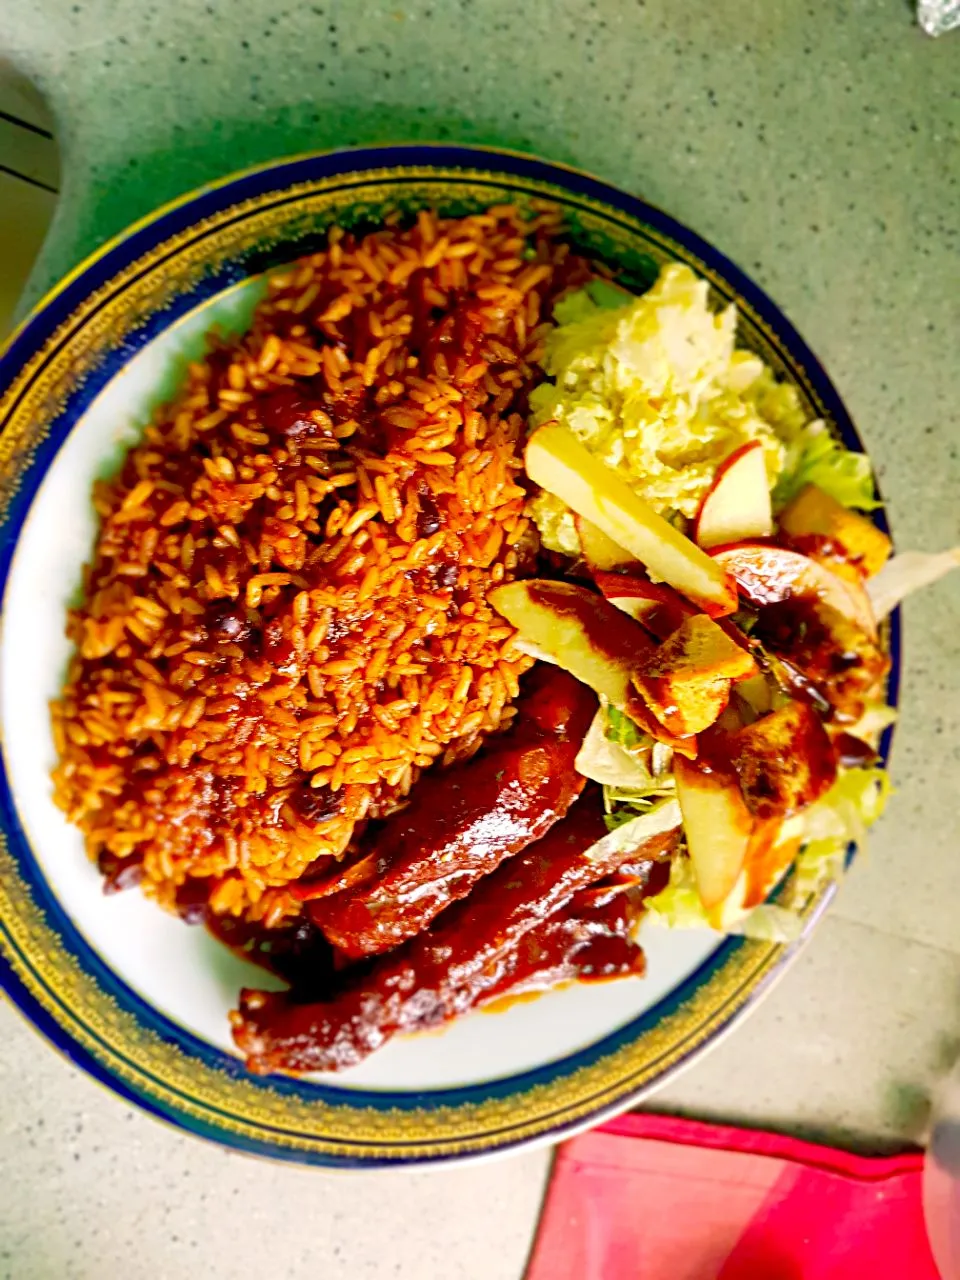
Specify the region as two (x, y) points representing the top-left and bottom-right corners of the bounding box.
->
(603, 788), (673, 831)
(643, 856), (713, 930)
(583, 797), (683, 862)
(867, 548), (960, 620)
(786, 765), (890, 904)
(774, 421), (880, 512)
(604, 705), (646, 752)
(645, 857), (805, 941)
(606, 707), (674, 774)
(575, 710), (654, 789)
(729, 903), (806, 943)
(554, 279), (635, 326)
(644, 765), (891, 941)
(575, 705), (675, 830)
(533, 264), (884, 563)
(528, 264), (795, 551)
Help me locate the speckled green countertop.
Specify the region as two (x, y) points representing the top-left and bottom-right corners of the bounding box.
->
(1, 2), (959, 1277)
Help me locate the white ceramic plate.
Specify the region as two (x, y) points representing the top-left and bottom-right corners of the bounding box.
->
(0, 145), (897, 1166)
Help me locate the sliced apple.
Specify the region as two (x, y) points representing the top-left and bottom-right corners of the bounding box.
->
(710, 541), (877, 637)
(674, 755), (754, 925)
(729, 701), (837, 820)
(693, 442), (773, 550)
(632, 615), (759, 736)
(779, 484), (891, 578)
(525, 423), (738, 616)
(574, 515), (637, 572)
(592, 570), (697, 639)
(488, 579), (655, 710)
(742, 824), (801, 910)
(677, 756), (804, 923)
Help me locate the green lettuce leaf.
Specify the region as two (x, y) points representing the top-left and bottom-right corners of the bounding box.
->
(643, 856), (712, 930)
(774, 422), (880, 511)
(786, 765), (890, 903)
(730, 904), (806, 943)
(644, 858), (805, 941)
(581, 705), (675, 830)
(604, 704), (646, 752)
(602, 774), (677, 832)
(552, 280), (633, 326)
(584, 278), (634, 310)
(585, 796), (683, 858)
(603, 706), (673, 771)
(575, 710), (658, 790)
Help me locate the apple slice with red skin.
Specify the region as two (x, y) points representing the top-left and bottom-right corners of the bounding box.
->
(592, 570), (697, 639)
(692, 442), (774, 550)
(710, 541), (877, 637)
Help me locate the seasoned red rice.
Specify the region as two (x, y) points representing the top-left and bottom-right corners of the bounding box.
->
(51, 204), (594, 927)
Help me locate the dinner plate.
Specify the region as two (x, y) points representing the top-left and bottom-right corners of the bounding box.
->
(0, 144), (898, 1168)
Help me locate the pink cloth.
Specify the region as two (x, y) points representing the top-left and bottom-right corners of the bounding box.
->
(526, 1113), (939, 1280)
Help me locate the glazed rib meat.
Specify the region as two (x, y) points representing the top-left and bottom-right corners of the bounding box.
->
(233, 790), (680, 1074)
(300, 667), (597, 957)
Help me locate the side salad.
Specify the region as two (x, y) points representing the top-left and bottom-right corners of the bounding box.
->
(490, 263), (958, 942)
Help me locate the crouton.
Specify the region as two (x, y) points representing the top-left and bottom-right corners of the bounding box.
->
(779, 484), (891, 579)
(632, 614), (758, 737)
(731, 701), (837, 820)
